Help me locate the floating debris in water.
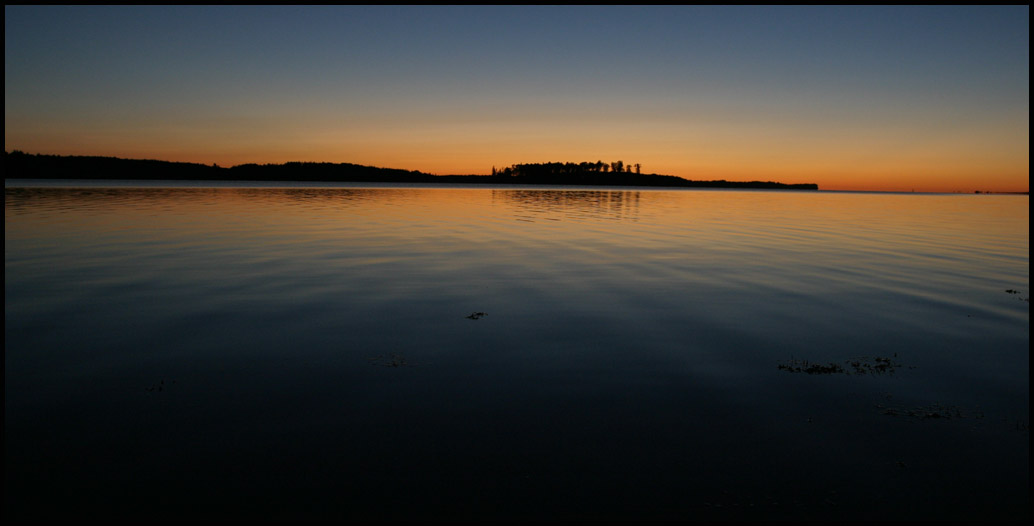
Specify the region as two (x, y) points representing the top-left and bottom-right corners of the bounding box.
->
(368, 353), (412, 368)
(1004, 289), (1029, 302)
(778, 354), (909, 376)
(846, 355), (905, 375)
(777, 359), (845, 375)
(465, 311), (487, 320)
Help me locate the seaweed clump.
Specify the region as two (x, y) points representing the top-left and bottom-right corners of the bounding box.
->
(778, 354), (907, 376)
(846, 356), (901, 375)
(777, 359), (846, 375)
(1004, 289), (1029, 302)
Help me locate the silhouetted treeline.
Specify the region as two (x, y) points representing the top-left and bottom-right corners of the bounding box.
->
(5, 151), (229, 180)
(229, 161), (434, 182)
(494, 160), (641, 177)
(483, 161), (817, 189)
(5, 151), (818, 190)
(3, 151), (434, 183)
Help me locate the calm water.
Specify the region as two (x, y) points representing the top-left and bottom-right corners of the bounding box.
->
(5, 182), (1029, 520)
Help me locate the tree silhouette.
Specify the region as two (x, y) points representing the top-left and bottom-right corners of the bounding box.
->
(4, 151), (818, 189)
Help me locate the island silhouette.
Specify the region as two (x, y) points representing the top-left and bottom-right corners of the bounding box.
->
(4, 151), (818, 190)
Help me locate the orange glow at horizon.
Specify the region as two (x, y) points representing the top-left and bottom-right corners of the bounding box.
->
(9, 103), (1027, 193)
(6, 102), (1028, 194)
(6, 6), (1028, 194)
(8, 138), (1026, 194)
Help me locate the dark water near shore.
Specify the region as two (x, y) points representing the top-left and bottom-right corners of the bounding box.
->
(5, 181), (1029, 520)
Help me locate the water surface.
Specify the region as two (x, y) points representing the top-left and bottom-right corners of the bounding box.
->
(5, 182), (1029, 520)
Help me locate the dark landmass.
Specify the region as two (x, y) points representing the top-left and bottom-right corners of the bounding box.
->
(4, 151), (819, 190)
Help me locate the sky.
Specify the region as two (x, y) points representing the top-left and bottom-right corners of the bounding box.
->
(4, 5), (1029, 192)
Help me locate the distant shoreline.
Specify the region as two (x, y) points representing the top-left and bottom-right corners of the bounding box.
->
(4, 151), (819, 191)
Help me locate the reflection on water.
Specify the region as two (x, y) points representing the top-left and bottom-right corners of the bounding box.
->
(498, 189), (641, 222)
(4, 183), (1029, 521)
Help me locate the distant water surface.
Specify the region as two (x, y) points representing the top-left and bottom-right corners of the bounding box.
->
(4, 182), (1029, 520)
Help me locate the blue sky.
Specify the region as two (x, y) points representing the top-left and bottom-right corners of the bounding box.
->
(5, 5), (1029, 191)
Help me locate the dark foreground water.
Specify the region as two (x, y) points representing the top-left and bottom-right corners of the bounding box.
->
(5, 182), (1029, 520)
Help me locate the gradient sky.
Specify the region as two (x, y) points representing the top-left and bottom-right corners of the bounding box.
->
(5, 5), (1029, 192)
